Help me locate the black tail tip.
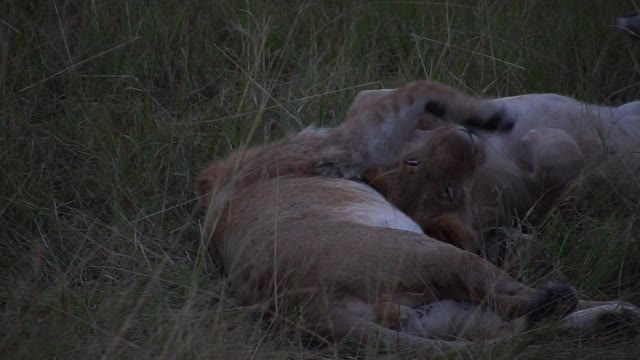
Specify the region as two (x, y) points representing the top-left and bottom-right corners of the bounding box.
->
(526, 279), (579, 327)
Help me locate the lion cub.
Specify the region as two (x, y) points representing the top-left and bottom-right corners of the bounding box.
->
(363, 115), (584, 260)
(363, 126), (486, 254)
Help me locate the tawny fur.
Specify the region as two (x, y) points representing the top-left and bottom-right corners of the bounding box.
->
(355, 86), (640, 237)
(362, 126), (485, 254)
(197, 81), (640, 354)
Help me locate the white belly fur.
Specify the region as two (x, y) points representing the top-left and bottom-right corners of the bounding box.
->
(338, 181), (423, 234)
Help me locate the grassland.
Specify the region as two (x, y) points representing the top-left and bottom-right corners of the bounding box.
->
(1, 1), (640, 359)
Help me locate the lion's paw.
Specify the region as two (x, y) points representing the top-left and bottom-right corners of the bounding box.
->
(562, 302), (640, 338)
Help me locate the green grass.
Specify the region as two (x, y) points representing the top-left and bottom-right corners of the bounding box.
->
(1, 0), (640, 358)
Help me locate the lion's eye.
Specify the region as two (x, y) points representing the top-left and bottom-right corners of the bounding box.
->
(405, 159), (421, 167)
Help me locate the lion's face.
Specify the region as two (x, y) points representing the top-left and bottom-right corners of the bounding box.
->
(366, 125), (485, 251)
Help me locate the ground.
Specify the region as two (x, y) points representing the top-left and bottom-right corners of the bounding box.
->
(1, 1), (640, 359)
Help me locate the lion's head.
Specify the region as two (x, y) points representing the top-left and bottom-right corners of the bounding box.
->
(365, 125), (486, 253)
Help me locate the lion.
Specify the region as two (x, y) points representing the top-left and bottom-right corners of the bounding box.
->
(474, 93), (640, 228)
(362, 126), (486, 254)
(196, 81), (640, 354)
(355, 83), (640, 257)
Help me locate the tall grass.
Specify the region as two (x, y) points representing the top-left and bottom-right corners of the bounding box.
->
(1, 0), (639, 358)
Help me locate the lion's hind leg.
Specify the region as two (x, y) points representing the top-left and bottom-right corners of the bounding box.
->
(324, 298), (472, 356)
(399, 243), (579, 325)
(522, 127), (584, 191)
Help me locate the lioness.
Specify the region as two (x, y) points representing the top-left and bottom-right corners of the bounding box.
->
(196, 81), (640, 354)
(356, 83), (640, 249)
